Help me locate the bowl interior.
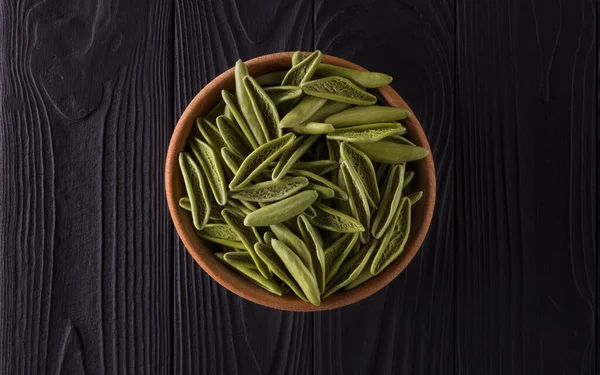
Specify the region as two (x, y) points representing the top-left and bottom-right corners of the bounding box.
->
(165, 52), (436, 311)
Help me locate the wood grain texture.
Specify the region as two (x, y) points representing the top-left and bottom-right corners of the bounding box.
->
(1, 0), (597, 374)
(313, 0), (455, 374)
(0, 0), (174, 373)
(456, 0), (597, 373)
(173, 1), (315, 374)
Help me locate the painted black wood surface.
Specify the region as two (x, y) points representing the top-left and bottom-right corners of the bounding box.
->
(0, 0), (596, 374)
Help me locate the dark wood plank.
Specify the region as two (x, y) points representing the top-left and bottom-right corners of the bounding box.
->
(313, 1), (455, 374)
(0, 1), (173, 373)
(455, 1), (597, 373)
(173, 1), (315, 374)
(2, 1), (595, 373)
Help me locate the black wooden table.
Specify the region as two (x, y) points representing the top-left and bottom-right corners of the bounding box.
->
(1, 1), (597, 374)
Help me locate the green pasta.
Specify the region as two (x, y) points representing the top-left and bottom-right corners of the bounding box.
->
(177, 51), (430, 305)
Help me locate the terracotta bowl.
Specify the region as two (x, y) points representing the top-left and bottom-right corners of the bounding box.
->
(165, 52), (436, 311)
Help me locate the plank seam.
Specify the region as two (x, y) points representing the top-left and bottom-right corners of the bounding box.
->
(453, 0), (458, 374)
(593, 0), (600, 374)
(171, 1), (176, 373)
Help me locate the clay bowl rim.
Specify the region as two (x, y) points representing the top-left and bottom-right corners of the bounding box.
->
(165, 51), (436, 312)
